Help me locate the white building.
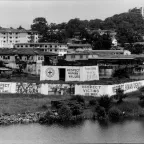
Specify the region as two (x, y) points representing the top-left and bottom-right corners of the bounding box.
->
(0, 28), (39, 48)
(40, 65), (99, 81)
(14, 43), (68, 56)
(111, 37), (118, 47)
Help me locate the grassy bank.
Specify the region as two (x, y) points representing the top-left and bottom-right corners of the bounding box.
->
(0, 91), (143, 120)
(0, 94), (71, 115)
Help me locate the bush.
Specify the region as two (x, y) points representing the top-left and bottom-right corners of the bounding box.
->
(112, 68), (130, 79)
(114, 88), (127, 103)
(139, 100), (144, 108)
(51, 101), (65, 109)
(98, 95), (112, 111)
(96, 106), (107, 120)
(108, 107), (122, 121)
(70, 95), (85, 107)
(68, 101), (83, 116)
(58, 105), (72, 121)
(89, 99), (98, 106)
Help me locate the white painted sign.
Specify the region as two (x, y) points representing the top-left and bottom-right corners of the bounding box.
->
(40, 66), (59, 81)
(0, 82), (12, 93)
(75, 84), (109, 97)
(81, 66), (99, 81)
(66, 67), (80, 81)
(110, 81), (144, 95)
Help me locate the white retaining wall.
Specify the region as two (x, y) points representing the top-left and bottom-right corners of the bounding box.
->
(0, 80), (144, 97)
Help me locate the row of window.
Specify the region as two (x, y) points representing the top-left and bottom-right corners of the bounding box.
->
(2, 37), (19, 39)
(0, 56), (10, 60)
(70, 55), (89, 59)
(3, 41), (20, 43)
(15, 45), (67, 48)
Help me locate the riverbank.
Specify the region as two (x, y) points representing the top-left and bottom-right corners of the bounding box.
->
(0, 91), (143, 126)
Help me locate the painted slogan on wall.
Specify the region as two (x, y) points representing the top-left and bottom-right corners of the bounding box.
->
(0, 83), (12, 93)
(112, 81), (142, 94)
(48, 84), (74, 95)
(16, 83), (40, 94)
(75, 85), (103, 96)
(66, 68), (80, 81)
(83, 66), (99, 81)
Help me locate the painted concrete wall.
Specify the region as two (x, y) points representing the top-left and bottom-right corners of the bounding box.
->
(40, 65), (99, 81)
(0, 80), (143, 96)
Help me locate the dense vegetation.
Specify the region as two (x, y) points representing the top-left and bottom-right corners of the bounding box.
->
(30, 8), (144, 50)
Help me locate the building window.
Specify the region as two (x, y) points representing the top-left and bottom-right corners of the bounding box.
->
(50, 49), (52, 52)
(38, 57), (41, 60)
(71, 55), (75, 58)
(3, 41), (5, 43)
(41, 57), (43, 60)
(10, 37), (12, 39)
(45, 45), (47, 48)
(80, 55), (83, 59)
(21, 46), (23, 47)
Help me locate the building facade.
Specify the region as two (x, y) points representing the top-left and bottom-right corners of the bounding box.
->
(0, 28), (39, 48)
(14, 43), (68, 56)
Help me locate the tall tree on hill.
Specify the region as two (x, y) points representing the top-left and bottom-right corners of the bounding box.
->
(31, 17), (48, 36)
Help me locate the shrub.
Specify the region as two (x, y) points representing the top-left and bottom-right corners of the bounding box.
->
(58, 105), (72, 121)
(108, 107), (122, 121)
(70, 95), (85, 107)
(112, 68), (129, 79)
(98, 95), (112, 111)
(51, 101), (65, 109)
(139, 100), (144, 108)
(68, 101), (83, 116)
(89, 99), (98, 106)
(114, 88), (127, 103)
(96, 106), (107, 120)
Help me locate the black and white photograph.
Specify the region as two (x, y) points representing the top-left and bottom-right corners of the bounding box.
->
(0, 0), (144, 143)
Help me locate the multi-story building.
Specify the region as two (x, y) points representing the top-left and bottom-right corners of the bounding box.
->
(0, 48), (57, 75)
(65, 50), (131, 62)
(129, 7), (144, 18)
(14, 43), (68, 56)
(0, 28), (39, 48)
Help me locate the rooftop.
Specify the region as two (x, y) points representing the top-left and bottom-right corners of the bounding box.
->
(14, 43), (67, 45)
(0, 48), (57, 56)
(0, 28), (33, 33)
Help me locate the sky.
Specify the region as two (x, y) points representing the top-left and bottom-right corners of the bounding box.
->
(0, 0), (144, 29)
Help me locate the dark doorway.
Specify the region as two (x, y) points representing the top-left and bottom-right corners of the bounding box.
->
(59, 68), (66, 81)
(44, 56), (50, 65)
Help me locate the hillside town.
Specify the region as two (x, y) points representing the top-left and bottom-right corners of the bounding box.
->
(2, 2), (144, 143)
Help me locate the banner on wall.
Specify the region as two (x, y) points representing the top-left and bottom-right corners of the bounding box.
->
(48, 84), (74, 95)
(75, 85), (109, 97)
(111, 81), (144, 95)
(0, 82), (12, 93)
(40, 66), (59, 81)
(82, 66), (99, 81)
(66, 67), (80, 81)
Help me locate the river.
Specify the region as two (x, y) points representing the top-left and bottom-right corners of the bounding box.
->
(0, 119), (144, 144)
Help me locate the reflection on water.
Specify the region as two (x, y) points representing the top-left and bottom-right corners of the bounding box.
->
(0, 119), (144, 144)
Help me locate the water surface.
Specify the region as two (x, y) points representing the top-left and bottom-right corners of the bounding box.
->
(0, 119), (144, 144)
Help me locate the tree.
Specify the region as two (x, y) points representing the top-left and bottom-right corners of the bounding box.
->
(31, 17), (48, 35)
(114, 88), (127, 103)
(17, 25), (24, 30)
(58, 105), (72, 121)
(98, 95), (112, 111)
